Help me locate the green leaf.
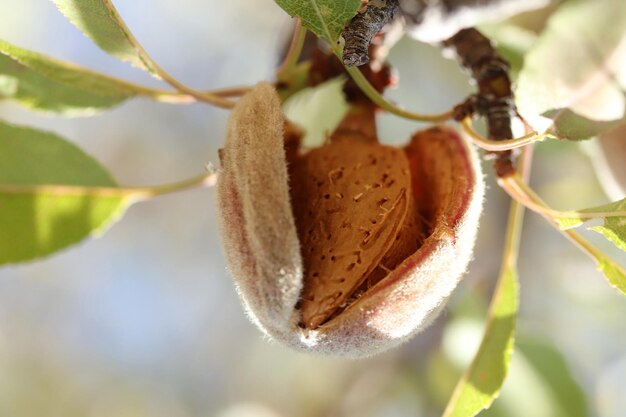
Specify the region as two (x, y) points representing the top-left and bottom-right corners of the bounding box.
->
(597, 257), (626, 293)
(592, 225), (626, 252)
(0, 120), (129, 264)
(282, 77), (349, 147)
(273, 0), (361, 44)
(51, 0), (157, 75)
(442, 266), (519, 417)
(587, 199), (626, 253)
(0, 39), (145, 115)
(516, 0), (626, 139)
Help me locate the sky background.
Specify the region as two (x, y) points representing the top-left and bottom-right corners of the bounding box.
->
(0, 1), (625, 416)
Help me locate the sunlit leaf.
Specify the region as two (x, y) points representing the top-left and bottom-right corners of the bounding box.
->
(597, 258), (626, 294)
(0, 120), (129, 264)
(442, 266), (519, 417)
(0, 39), (143, 115)
(272, 0), (361, 44)
(516, 0), (626, 140)
(51, 0), (157, 75)
(587, 200), (626, 253)
(282, 77), (349, 147)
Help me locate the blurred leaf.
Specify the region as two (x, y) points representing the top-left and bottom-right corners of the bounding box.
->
(51, 0), (157, 75)
(517, 338), (587, 417)
(0, 39), (146, 115)
(516, 0), (626, 139)
(442, 267), (519, 417)
(272, 0), (360, 45)
(0, 120), (129, 265)
(282, 77), (349, 147)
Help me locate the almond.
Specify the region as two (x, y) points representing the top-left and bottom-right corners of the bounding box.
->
(217, 83), (484, 357)
(290, 137), (415, 328)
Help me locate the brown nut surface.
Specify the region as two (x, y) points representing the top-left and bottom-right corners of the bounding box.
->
(291, 137), (415, 329)
(217, 83), (484, 357)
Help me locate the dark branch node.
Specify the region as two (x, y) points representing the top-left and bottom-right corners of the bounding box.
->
(342, 0), (400, 67)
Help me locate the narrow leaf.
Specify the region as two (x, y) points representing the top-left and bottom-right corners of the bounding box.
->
(442, 266), (519, 417)
(273, 0), (361, 44)
(516, 0), (626, 139)
(0, 39), (143, 115)
(0, 120), (129, 264)
(597, 258), (626, 294)
(591, 225), (626, 252)
(585, 199), (626, 252)
(51, 0), (157, 75)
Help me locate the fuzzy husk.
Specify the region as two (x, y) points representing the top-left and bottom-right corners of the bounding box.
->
(217, 83), (484, 357)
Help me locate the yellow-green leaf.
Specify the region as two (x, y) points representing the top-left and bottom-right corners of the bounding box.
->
(0, 39), (145, 115)
(0, 120), (129, 264)
(273, 0), (361, 44)
(51, 0), (157, 75)
(586, 198), (626, 252)
(442, 266), (519, 417)
(597, 257), (626, 293)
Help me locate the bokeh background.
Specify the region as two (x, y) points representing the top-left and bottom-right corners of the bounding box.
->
(0, 1), (625, 416)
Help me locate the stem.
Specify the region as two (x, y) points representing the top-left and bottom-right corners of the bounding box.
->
(442, 148), (527, 417)
(501, 186), (525, 278)
(140, 85), (251, 104)
(342, 63), (454, 122)
(499, 173), (620, 265)
(461, 118), (551, 151)
(0, 172), (217, 202)
(276, 18), (306, 81)
(95, 0), (238, 109)
(147, 59), (238, 109)
(499, 176), (626, 227)
(129, 171), (217, 200)
(501, 146), (531, 267)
